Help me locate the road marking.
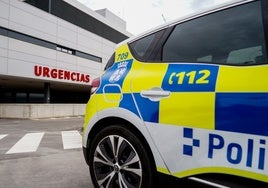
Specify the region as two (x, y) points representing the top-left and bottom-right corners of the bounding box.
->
(0, 134), (8, 140)
(61, 130), (82, 149)
(6, 132), (45, 154)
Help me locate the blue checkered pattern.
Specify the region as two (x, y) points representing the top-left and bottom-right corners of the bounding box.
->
(183, 128), (200, 156)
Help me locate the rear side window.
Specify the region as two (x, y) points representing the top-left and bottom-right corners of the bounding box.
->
(129, 29), (166, 61)
(131, 35), (155, 58)
(162, 1), (267, 65)
(104, 53), (115, 70)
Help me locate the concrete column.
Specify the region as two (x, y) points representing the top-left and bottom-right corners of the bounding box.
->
(44, 82), (50, 103)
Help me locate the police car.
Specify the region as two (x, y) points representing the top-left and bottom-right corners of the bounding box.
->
(82, 0), (268, 187)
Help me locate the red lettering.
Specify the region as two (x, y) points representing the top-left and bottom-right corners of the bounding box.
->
(64, 71), (70, 80)
(80, 74), (85, 82)
(43, 67), (50, 77)
(71, 72), (76, 81)
(80, 74), (90, 83)
(34, 65), (42, 76)
(85, 75), (90, 83)
(76, 73), (80, 81)
(51, 69), (57, 79)
(58, 69), (63, 79)
(34, 65), (91, 83)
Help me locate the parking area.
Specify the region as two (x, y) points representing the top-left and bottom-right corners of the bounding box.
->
(0, 117), (92, 188)
(0, 118), (201, 188)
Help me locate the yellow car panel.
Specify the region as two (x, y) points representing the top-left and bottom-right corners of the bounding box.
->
(217, 65), (268, 92)
(159, 92), (215, 129)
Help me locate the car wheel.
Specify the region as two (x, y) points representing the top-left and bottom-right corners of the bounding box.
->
(89, 124), (155, 188)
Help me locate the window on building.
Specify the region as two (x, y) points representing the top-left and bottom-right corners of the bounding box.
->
(23, 0), (128, 43)
(162, 1), (267, 65)
(75, 51), (102, 63)
(50, 0), (128, 44)
(56, 45), (74, 55)
(15, 93), (27, 103)
(24, 0), (50, 12)
(0, 27), (102, 63)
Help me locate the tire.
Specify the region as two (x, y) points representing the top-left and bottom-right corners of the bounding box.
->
(88, 124), (155, 188)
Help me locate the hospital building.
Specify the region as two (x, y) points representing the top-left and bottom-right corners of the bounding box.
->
(0, 0), (131, 118)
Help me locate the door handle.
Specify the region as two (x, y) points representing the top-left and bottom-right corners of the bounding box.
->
(140, 87), (170, 101)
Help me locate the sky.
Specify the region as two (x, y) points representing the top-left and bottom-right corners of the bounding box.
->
(77, 0), (232, 35)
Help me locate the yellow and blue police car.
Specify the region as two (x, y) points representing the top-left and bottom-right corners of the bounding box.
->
(82, 0), (268, 187)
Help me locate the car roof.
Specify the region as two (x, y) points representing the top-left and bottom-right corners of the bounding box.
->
(117, 0), (255, 47)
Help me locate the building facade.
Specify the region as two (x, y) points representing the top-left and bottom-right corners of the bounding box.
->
(0, 0), (131, 103)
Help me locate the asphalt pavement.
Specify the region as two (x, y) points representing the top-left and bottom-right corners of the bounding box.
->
(0, 117), (202, 188)
(0, 117), (93, 188)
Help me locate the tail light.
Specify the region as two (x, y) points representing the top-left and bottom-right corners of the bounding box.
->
(90, 77), (100, 94)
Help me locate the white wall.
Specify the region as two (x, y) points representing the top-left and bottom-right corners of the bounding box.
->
(0, 104), (86, 118)
(0, 0), (125, 83)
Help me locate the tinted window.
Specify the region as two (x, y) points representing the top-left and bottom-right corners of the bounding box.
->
(132, 35), (154, 58)
(104, 53), (115, 70)
(129, 34), (155, 60)
(163, 1), (267, 65)
(129, 29), (166, 61)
